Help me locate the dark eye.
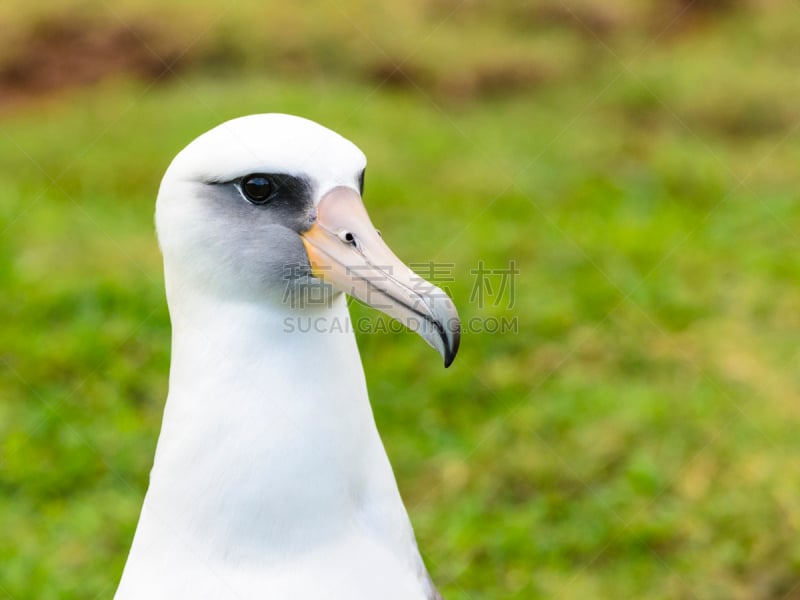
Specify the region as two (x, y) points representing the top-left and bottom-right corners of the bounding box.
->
(241, 174), (274, 204)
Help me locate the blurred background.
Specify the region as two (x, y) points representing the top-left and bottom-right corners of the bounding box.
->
(2, 0), (800, 598)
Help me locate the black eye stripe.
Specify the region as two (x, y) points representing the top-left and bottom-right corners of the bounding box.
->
(235, 173), (312, 206)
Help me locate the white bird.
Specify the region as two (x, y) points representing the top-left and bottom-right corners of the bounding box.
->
(115, 114), (460, 599)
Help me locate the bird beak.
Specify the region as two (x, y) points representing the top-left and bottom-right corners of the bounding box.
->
(301, 186), (460, 367)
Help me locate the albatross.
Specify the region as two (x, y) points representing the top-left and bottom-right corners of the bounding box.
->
(115, 114), (460, 599)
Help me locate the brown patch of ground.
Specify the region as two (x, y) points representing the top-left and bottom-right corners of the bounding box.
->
(0, 15), (184, 105)
(367, 58), (553, 100)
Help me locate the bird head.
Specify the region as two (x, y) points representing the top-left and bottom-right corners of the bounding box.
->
(156, 114), (459, 366)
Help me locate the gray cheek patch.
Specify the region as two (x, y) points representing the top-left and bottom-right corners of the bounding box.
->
(234, 223), (311, 284)
(194, 182), (316, 296)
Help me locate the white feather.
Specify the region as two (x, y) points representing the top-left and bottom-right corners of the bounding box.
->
(115, 115), (438, 599)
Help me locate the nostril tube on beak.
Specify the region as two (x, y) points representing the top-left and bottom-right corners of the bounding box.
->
(339, 231), (356, 245)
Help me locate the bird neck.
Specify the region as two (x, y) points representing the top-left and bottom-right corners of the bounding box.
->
(136, 288), (403, 562)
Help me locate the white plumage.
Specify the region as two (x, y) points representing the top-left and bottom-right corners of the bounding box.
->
(115, 115), (458, 599)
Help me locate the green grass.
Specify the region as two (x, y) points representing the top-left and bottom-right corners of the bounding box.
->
(3, 2), (800, 599)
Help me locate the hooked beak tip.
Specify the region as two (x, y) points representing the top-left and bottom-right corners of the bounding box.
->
(440, 315), (461, 368)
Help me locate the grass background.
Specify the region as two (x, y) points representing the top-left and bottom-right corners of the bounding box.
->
(2, 1), (800, 598)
